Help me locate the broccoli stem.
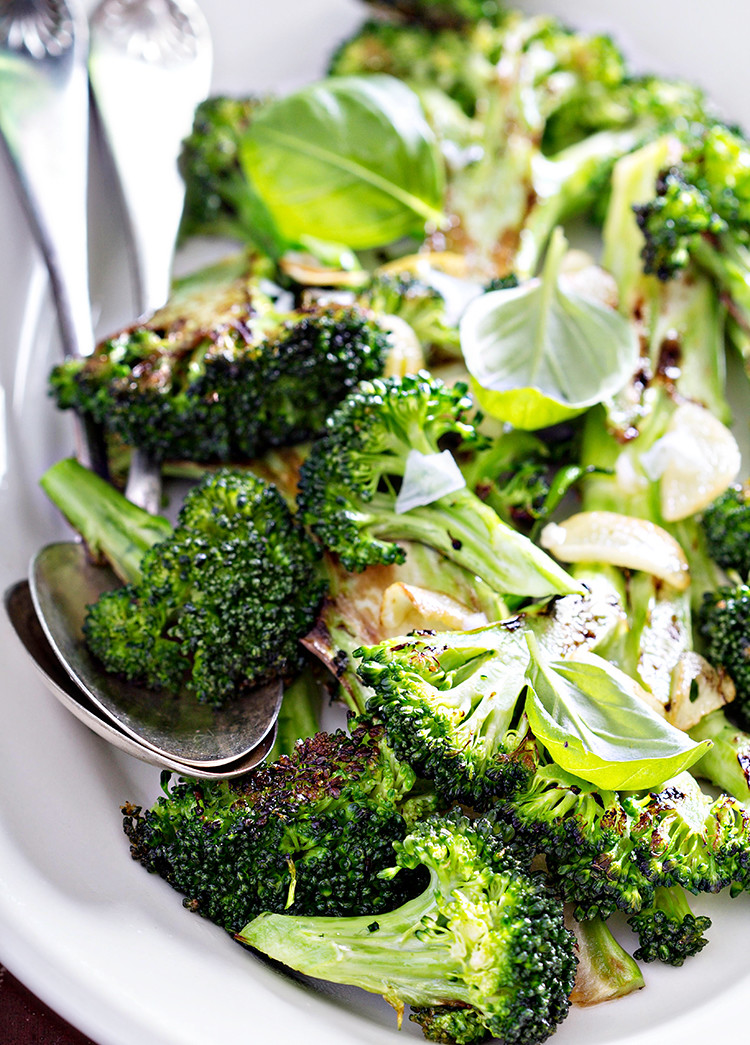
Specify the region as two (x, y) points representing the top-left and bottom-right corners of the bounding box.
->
(688, 708), (750, 804)
(242, 891), (484, 1009)
(567, 914), (644, 1006)
(40, 458), (171, 585)
(268, 669), (324, 761)
(363, 486), (582, 599)
(516, 127), (641, 279)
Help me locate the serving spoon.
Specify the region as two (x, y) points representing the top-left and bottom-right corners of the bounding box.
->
(2, 0), (282, 774)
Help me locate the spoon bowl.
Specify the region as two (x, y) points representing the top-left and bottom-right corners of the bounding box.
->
(29, 541), (283, 766)
(5, 580), (278, 778)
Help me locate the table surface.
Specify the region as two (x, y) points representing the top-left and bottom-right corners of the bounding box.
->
(0, 965), (97, 1045)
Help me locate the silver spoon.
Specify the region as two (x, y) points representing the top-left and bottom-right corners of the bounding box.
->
(5, 582), (277, 778)
(2, 0), (282, 772)
(88, 0), (212, 512)
(0, 0), (108, 476)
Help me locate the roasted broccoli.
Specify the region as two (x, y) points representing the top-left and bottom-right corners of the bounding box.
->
(40, 459), (324, 707)
(354, 585), (622, 807)
(297, 373), (581, 600)
(328, 17), (503, 117)
(627, 884), (711, 967)
(701, 482), (750, 577)
(495, 764), (750, 928)
(177, 95), (284, 255)
(632, 123), (750, 361)
(698, 585), (750, 728)
(49, 254), (388, 464)
(124, 722), (424, 932)
(240, 809), (577, 1045)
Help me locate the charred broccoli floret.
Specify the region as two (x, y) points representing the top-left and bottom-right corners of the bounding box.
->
(354, 586), (621, 807)
(49, 255), (388, 464)
(41, 460), (324, 707)
(240, 809), (577, 1045)
(297, 373), (580, 600)
(124, 722), (424, 932)
(496, 765), (750, 926)
(701, 482), (750, 577)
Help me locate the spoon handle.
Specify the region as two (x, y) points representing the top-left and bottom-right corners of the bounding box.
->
(0, 0), (107, 476)
(88, 0), (213, 510)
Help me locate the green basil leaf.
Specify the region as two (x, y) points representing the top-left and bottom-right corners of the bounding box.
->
(460, 228), (640, 429)
(524, 636), (711, 790)
(239, 75), (445, 250)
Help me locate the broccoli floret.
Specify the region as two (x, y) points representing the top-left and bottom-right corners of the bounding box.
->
(328, 18), (503, 117)
(362, 0), (505, 31)
(124, 722), (424, 932)
(627, 884), (711, 967)
(41, 459), (325, 707)
(701, 482), (750, 577)
(297, 373), (580, 600)
(698, 584), (750, 728)
(357, 272), (461, 357)
(49, 254), (388, 464)
(354, 585), (622, 807)
(632, 124), (750, 353)
(177, 95), (284, 256)
(633, 166), (726, 281)
(496, 765), (750, 922)
(239, 809), (577, 1045)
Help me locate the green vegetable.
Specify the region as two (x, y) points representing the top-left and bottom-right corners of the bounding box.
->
(523, 636), (710, 789)
(124, 722), (423, 931)
(239, 810), (577, 1045)
(41, 461), (325, 707)
(460, 230), (639, 428)
(240, 75), (445, 251)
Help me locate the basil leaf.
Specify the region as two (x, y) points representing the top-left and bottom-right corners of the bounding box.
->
(240, 76), (445, 250)
(524, 637), (711, 790)
(460, 228), (639, 429)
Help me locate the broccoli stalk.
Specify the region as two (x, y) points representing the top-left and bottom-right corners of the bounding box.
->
(567, 914), (644, 1006)
(41, 459), (325, 706)
(297, 373), (582, 601)
(239, 810), (577, 1045)
(688, 708), (750, 803)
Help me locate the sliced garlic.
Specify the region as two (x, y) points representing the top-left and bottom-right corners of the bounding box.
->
(380, 582), (487, 637)
(540, 510), (690, 590)
(379, 315), (426, 378)
(667, 651), (735, 732)
(279, 251), (369, 288)
(642, 402), (741, 521)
